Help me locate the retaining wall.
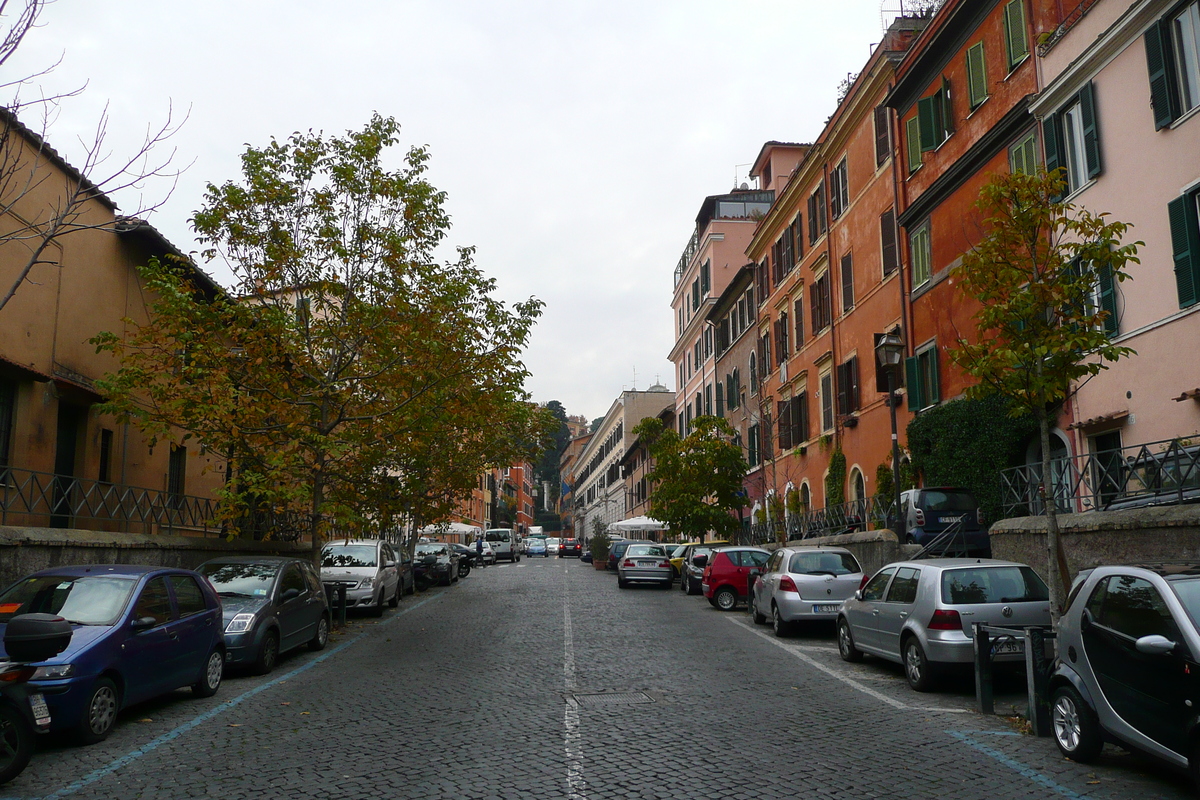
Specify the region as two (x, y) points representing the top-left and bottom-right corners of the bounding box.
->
(779, 529), (920, 576)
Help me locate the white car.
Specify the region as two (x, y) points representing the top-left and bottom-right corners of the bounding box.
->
(471, 541), (497, 565)
(484, 528), (520, 562)
(545, 537), (561, 556)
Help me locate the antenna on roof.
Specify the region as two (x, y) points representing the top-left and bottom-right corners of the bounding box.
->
(632, 366), (637, 390)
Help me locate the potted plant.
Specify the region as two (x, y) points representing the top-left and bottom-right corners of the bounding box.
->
(590, 531), (610, 570)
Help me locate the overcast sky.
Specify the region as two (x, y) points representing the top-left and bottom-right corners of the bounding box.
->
(8, 0), (907, 422)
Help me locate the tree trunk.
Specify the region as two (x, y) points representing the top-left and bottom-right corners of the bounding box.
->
(1038, 406), (1071, 625)
(309, 461), (326, 567)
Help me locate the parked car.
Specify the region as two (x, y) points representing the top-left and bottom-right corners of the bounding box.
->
(1049, 563), (1200, 784)
(559, 538), (583, 557)
(837, 558), (1050, 691)
(670, 541), (728, 584)
(414, 542), (460, 587)
(484, 528), (520, 562)
(528, 539), (548, 557)
(197, 557), (330, 675)
(545, 537), (562, 556)
(701, 547), (770, 611)
(0, 565), (225, 743)
(471, 541), (497, 565)
(320, 539), (406, 616)
(616, 544), (673, 589)
(894, 487), (989, 556)
(580, 551), (593, 564)
(680, 543), (728, 595)
(750, 547), (863, 635)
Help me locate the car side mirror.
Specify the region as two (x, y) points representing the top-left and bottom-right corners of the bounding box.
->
(384, 560), (397, 568)
(1135, 634), (1177, 655)
(131, 616), (157, 631)
(854, 589), (863, 601)
(280, 588), (301, 602)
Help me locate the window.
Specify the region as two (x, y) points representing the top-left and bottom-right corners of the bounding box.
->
(830, 158), (849, 219)
(748, 423), (761, 467)
(169, 575), (207, 617)
(807, 182), (827, 244)
(1004, 0), (1029, 70)
(836, 356), (860, 415)
(168, 444), (186, 508)
(910, 221), (932, 287)
(881, 209), (899, 276)
(704, 383), (712, 416)
(1168, 188), (1200, 308)
(840, 253), (854, 312)
(905, 115), (922, 173)
(99, 429), (114, 483)
(874, 105), (891, 167)
(1044, 82), (1101, 196)
(691, 279), (700, 311)
(776, 392), (809, 450)
(862, 567), (896, 601)
(966, 41), (988, 109)
(810, 271), (833, 335)
(759, 332), (772, 376)
(749, 352), (758, 393)
(885, 567), (921, 604)
(774, 311), (789, 365)
(918, 77), (954, 152)
(755, 260), (769, 305)
(704, 328), (713, 359)
(793, 295), (804, 349)
(1008, 130), (1038, 175)
(133, 577), (173, 627)
(715, 381), (724, 418)
(700, 260), (711, 294)
(905, 343), (940, 411)
(695, 391), (702, 421)
(819, 367), (834, 432)
(1147, 1), (1200, 128)
(1088, 575), (1182, 641)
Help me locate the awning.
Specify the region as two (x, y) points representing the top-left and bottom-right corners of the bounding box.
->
(1067, 410), (1129, 431)
(609, 515), (669, 532)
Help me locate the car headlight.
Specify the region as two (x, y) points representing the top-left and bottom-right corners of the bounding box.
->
(32, 664), (73, 680)
(225, 613), (256, 634)
(359, 577), (374, 589)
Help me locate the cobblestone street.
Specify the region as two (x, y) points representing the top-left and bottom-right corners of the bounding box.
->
(2, 559), (1193, 800)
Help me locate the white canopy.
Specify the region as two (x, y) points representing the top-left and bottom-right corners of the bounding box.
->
(608, 515), (669, 532)
(419, 521), (481, 535)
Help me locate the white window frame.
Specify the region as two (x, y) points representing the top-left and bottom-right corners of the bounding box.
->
(1061, 100), (1088, 193)
(1174, 1), (1200, 113)
(910, 221), (932, 288)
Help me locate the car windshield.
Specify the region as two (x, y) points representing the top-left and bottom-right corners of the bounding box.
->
(485, 531), (511, 543)
(941, 566), (1049, 604)
(547, 538), (561, 546)
(788, 551), (860, 575)
(198, 562), (278, 598)
(670, 545), (687, 558)
(416, 544), (448, 556)
(627, 545), (666, 557)
(0, 575), (138, 626)
(922, 491), (977, 511)
(322, 545), (377, 568)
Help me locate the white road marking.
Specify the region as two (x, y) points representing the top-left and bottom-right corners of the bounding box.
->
(563, 577), (587, 800)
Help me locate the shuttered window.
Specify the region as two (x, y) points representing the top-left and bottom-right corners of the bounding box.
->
(836, 357), (860, 416)
(1144, 1), (1200, 130)
(810, 272), (832, 335)
(905, 344), (940, 412)
(1045, 82), (1101, 196)
(715, 382), (724, 418)
(966, 42), (988, 109)
(841, 253), (855, 312)
(881, 208), (899, 276)
(918, 78), (954, 152)
(830, 158), (849, 219)
(910, 222), (932, 288)
(808, 183), (827, 244)
(874, 105), (891, 167)
(1169, 191), (1200, 308)
(778, 400), (792, 451)
(794, 295), (804, 348)
(906, 116), (922, 173)
(1008, 130), (1038, 175)
(1004, 0), (1029, 70)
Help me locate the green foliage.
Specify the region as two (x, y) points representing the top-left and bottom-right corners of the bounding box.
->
(634, 415), (746, 542)
(535, 400), (570, 486)
(906, 395), (1038, 526)
(874, 462), (894, 502)
(785, 487), (802, 516)
(590, 530), (610, 561)
(825, 448), (846, 507)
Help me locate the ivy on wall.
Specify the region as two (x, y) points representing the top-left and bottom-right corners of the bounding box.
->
(906, 395), (1038, 525)
(825, 447), (847, 507)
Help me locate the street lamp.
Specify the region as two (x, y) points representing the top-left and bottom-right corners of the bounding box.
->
(875, 332), (905, 538)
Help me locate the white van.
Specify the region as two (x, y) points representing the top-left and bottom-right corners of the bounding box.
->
(484, 528), (520, 563)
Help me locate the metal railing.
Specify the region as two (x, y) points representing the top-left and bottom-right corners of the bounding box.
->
(999, 436), (1200, 519)
(0, 465), (307, 541)
(748, 495), (898, 545)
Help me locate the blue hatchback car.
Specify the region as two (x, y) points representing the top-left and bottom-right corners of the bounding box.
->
(0, 565), (225, 744)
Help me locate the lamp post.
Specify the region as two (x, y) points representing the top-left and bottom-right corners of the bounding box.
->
(875, 333), (905, 538)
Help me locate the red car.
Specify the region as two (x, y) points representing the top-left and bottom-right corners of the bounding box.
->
(701, 547), (771, 611)
(558, 538), (583, 557)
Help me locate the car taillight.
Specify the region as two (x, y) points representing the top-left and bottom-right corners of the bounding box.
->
(0, 666), (36, 683)
(622, 560), (635, 568)
(779, 575), (798, 593)
(858, 574), (872, 592)
(658, 561), (671, 568)
(915, 509), (925, 526)
(928, 609), (962, 630)
(977, 509), (985, 526)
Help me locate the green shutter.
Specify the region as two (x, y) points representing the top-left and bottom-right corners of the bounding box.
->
(927, 347), (940, 404)
(716, 381), (725, 418)
(941, 77), (955, 135)
(1005, 0), (1029, 69)
(967, 43), (988, 109)
(906, 115), (922, 171)
(1021, 133), (1038, 174)
(905, 356), (922, 411)
(1169, 194), (1200, 308)
(1079, 82), (1101, 179)
(1042, 113), (1063, 198)
(1144, 21), (1178, 131)
(1008, 139), (1026, 174)
(918, 95), (938, 152)
(1097, 263), (1118, 336)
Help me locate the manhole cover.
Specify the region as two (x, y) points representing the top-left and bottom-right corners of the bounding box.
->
(569, 691), (655, 707)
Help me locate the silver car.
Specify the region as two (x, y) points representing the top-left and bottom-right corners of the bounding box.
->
(320, 539), (403, 617)
(750, 547), (863, 636)
(617, 543), (672, 589)
(836, 558), (1051, 691)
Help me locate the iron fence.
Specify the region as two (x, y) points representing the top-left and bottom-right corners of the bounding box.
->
(749, 495), (897, 545)
(999, 436), (1200, 519)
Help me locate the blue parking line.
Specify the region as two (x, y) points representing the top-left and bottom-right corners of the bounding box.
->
(30, 594), (441, 800)
(949, 731), (1088, 799)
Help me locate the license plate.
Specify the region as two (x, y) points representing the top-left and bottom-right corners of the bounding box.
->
(29, 692), (50, 727)
(637, 561), (655, 567)
(940, 515), (964, 523)
(813, 604), (841, 613)
(991, 639), (1024, 655)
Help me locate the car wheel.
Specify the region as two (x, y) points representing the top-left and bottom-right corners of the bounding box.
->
(389, 583), (400, 607)
(679, 575), (688, 593)
(617, 578), (629, 589)
(254, 630), (280, 675)
(750, 595), (767, 625)
(714, 587), (738, 612)
(772, 604), (794, 638)
(309, 615), (330, 651)
(192, 649), (224, 698)
(837, 618), (863, 662)
(0, 702), (35, 784)
(406, 578), (416, 595)
(903, 637), (936, 692)
(75, 677), (119, 744)
(1051, 685), (1103, 763)
(370, 590), (387, 614)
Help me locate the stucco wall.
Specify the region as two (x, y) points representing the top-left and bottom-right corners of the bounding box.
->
(0, 525), (309, 590)
(990, 506), (1200, 580)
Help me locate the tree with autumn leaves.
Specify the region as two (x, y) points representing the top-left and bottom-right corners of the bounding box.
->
(94, 115), (551, 562)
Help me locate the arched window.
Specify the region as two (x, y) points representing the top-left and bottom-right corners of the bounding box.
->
(851, 468), (866, 502)
(800, 482), (811, 513)
(749, 352), (758, 392)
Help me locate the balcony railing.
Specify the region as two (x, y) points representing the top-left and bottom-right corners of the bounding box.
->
(0, 466), (307, 541)
(999, 437), (1200, 519)
(745, 495), (897, 545)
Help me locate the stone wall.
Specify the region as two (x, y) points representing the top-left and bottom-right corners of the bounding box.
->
(779, 529), (920, 576)
(989, 505), (1200, 579)
(0, 526), (310, 589)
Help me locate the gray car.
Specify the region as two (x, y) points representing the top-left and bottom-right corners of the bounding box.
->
(617, 543), (673, 589)
(320, 539), (403, 617)
(750, 547), (863, 636)
(1049, 564), (1200, 782)
(836, 558), (1051, 691)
